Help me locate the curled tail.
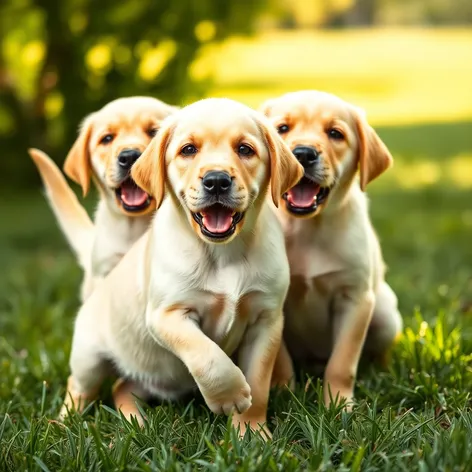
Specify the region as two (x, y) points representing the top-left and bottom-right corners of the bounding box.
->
(29, 148), (94, 270)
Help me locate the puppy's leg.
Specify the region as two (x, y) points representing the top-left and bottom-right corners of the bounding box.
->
(60, 308), (109, 419)
(270, 339), (295, 390)
(365, 281), (403, 363)
(325, 290), (375, 409)
(147, 305), (251, 416)
(112, 379), (150, 425)
(233, 313), (284, 439)
(61, 357), (108, 419)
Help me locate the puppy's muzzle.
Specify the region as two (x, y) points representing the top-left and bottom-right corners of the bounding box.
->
(114, 148), (153, 213)
(191, 170), (244, 242)
(292, 145), (319, 169)
(282, 145), (331, 216)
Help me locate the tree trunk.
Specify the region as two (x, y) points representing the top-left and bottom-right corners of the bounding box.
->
(344, 0), (376, 26)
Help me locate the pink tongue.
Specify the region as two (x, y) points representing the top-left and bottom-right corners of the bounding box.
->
(202, 207), (233, 233)
(287, 183), (320, 208)
(120, 181), (149, 207)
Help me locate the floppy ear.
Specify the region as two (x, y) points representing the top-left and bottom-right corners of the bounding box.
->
(131, 122), (174, 210)
(259, 117), (304, 207)
(354, 109), (393, 191)
(63, 115), (94, 196)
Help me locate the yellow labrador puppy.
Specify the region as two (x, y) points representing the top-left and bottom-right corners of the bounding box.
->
(261, 91), (403, 408)
(60, 98), (304, 436)
(29, 96), (177, 299)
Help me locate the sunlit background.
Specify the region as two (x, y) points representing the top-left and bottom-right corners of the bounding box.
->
(1, 0), (471, 309)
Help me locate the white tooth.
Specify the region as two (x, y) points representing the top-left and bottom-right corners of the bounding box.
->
(313, 195), (317, 203)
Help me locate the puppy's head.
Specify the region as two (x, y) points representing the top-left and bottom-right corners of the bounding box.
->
(260, 91), (392, 218)
(64, 96), (178, 216)
(132, 98), (303, 244)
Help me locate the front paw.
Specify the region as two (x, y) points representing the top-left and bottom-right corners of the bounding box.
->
(59, 391), (90, 420)
(233, 415), (272, 440)
(323, 383), (354, 411)
(59, 376), (94, 420)
(199, 366), (252, 415)
(324, 370), (354, 409)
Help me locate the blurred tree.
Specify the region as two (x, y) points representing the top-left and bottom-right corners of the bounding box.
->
(340, 0), (376, 26)
(0, 0), (265, 187)
(376, 0), (472, 26)
(270, 0), (472, 28)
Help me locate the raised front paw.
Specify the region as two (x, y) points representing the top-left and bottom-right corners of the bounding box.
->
(199, 365), (252, 415)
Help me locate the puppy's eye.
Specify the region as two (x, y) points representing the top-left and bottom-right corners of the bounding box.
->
(328, 128), (344, 140)
(99, 134), (114, 145)
(147, 128), (158, 138)
(181, 144), (198, 156)
(277, 124), (290, 134)
(237, 144), (255, 157)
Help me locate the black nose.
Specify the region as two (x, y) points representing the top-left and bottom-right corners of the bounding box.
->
(292, 146), (319, 168)
(117, 149), (141, 169)
(202, 171), (232, 196)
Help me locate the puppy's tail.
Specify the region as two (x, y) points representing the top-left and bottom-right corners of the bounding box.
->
(28, 148), (94, 270)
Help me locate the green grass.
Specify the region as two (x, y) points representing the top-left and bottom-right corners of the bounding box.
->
(1, 118), (472, 470)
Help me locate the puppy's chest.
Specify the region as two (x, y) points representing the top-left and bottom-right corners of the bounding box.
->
(197, 267), (262, 353)
(283, 271), (341, 361)
(286, 236), (345, 280)
(94, 213), (151, 275)
(119, 216), (151, 247)
(283, 229), (365, 360)
(283, 231), (345, 333)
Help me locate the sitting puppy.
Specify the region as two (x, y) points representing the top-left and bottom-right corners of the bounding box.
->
(60, 98), (304, 436)
(261, 91), (403, 407)
(29, 96), (177, 300)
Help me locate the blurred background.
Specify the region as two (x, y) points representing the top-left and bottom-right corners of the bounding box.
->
(0, 0), (471, 320)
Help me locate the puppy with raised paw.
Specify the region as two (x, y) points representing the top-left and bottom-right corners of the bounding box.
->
(60, 98), (304, 437)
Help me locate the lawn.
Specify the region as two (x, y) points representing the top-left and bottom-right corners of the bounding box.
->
(1, 29), (472, 470)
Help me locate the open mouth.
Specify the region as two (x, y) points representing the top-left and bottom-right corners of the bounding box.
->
(115, 178), (152, 212)
(191, 203), (244, 240)
(282, 176), (331, 216)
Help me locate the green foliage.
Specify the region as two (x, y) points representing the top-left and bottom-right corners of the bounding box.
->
(1, 119), (472, 469)
(0, 0), (265, 185)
